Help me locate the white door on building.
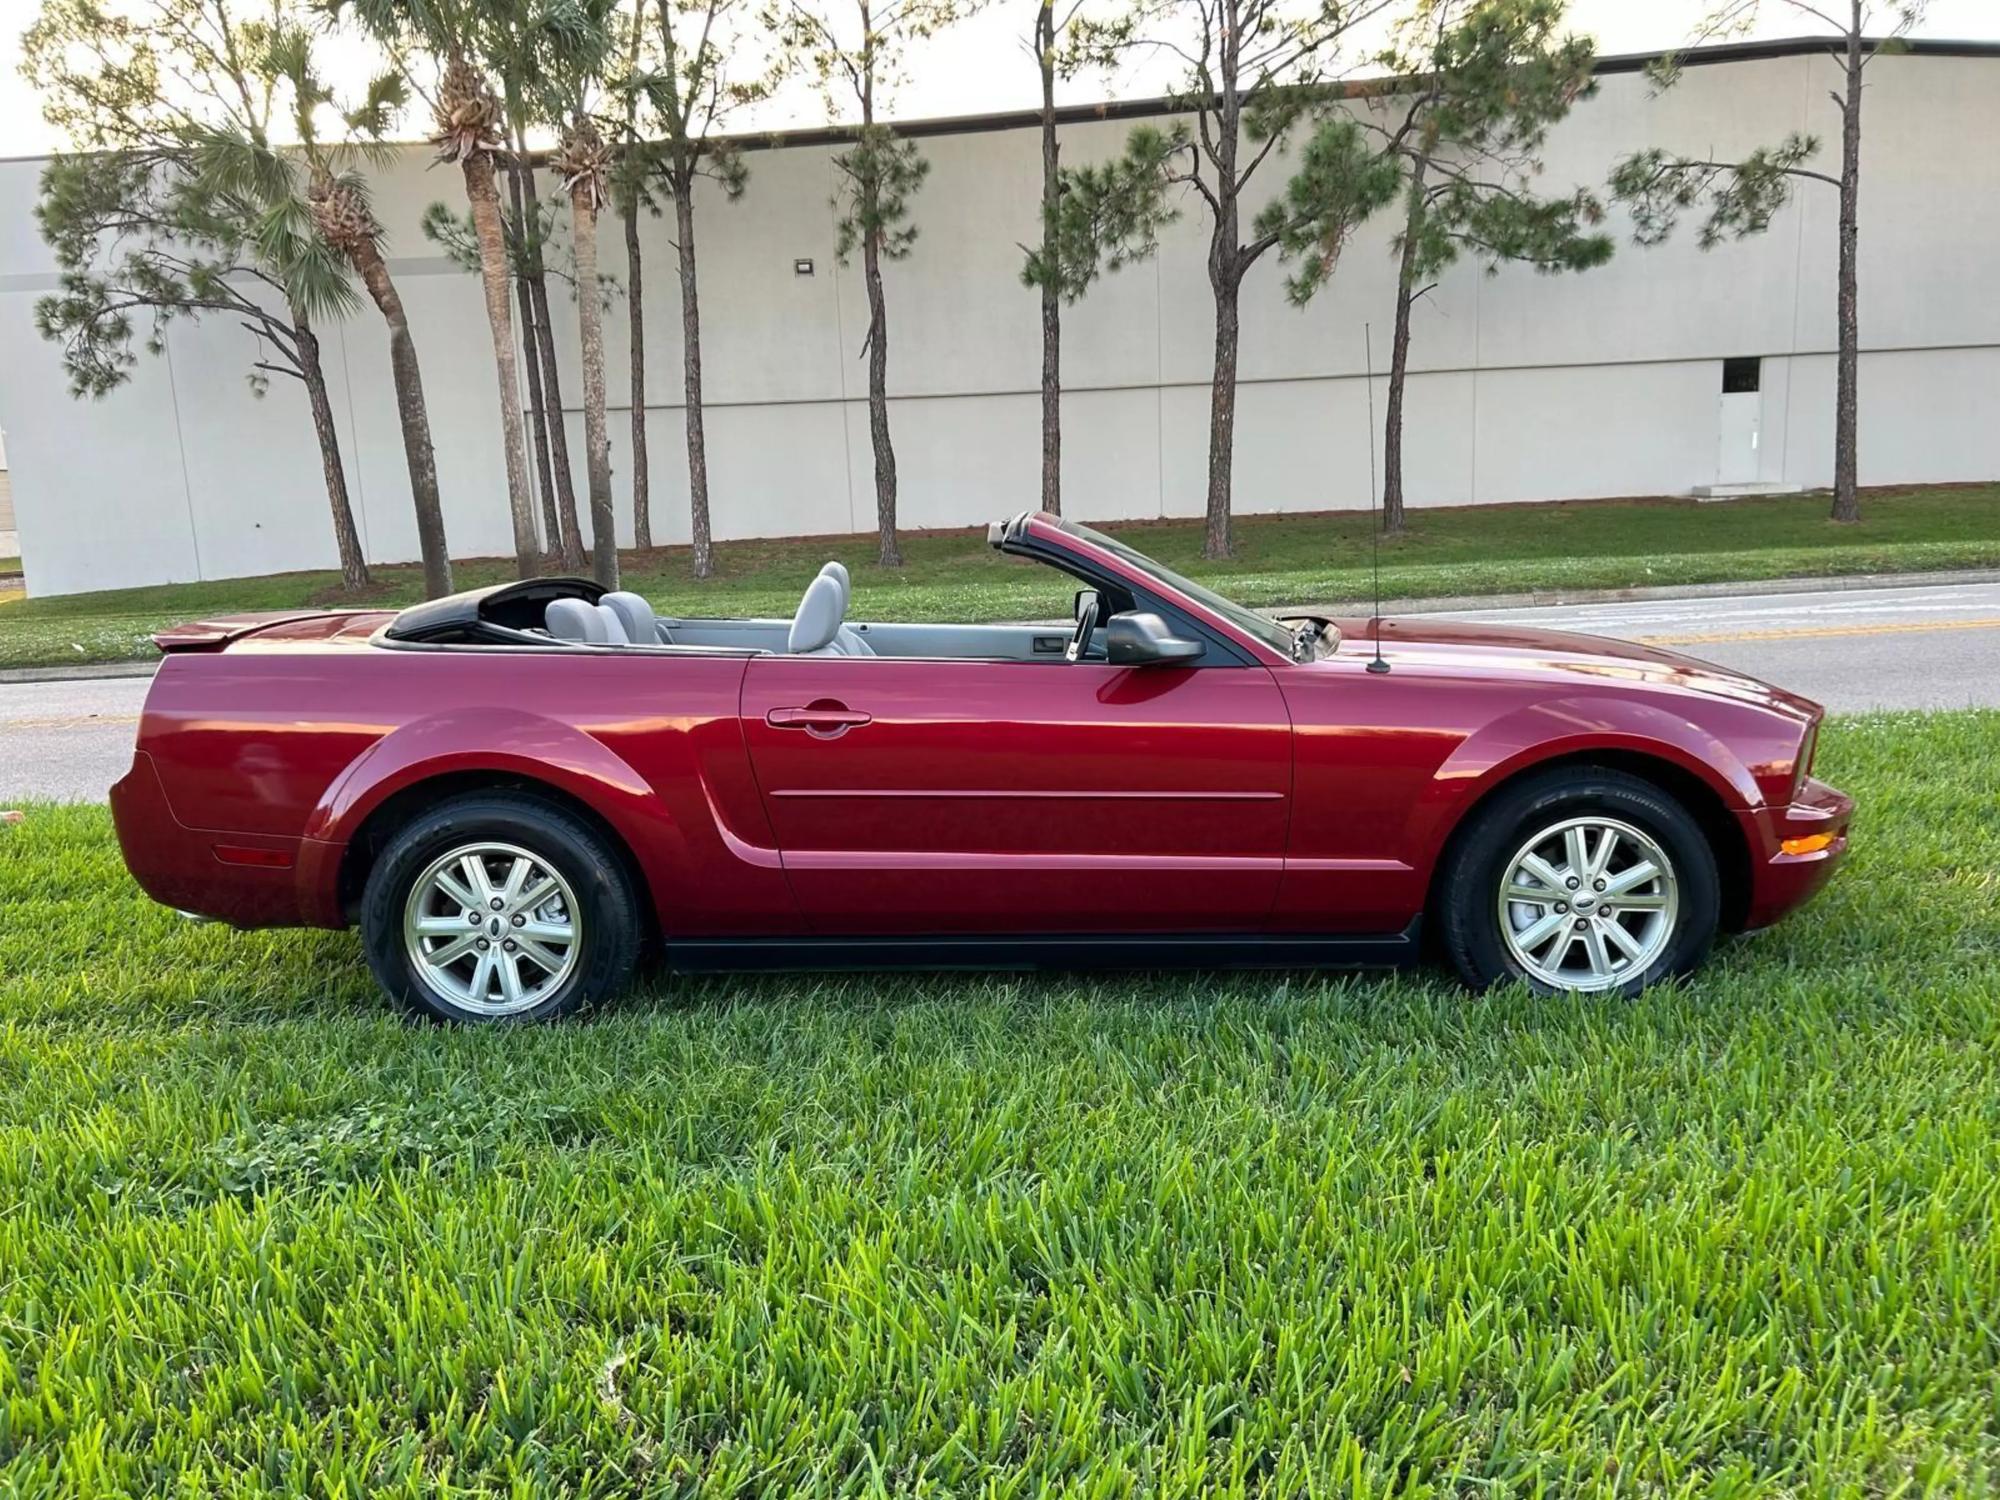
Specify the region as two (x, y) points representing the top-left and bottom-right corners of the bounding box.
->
(1716, 358), (1762, 486)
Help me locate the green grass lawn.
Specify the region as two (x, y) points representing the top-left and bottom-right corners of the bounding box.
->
(2, 711), (1997, 1494)
(4, 483), (1998, 669)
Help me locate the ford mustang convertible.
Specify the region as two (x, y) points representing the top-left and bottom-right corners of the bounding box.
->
(112, 512), (1851, 1022)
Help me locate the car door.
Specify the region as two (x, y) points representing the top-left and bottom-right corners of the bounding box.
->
(738, 653), (1292, 934)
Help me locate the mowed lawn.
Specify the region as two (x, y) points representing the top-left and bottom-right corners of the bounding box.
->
(3, 713), (1998, 1495)
(4, 483), (1999, 668)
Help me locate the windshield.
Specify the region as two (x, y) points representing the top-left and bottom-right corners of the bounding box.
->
(1057, 520), (1301, 657)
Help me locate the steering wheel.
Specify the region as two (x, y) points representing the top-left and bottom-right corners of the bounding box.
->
(1065, 592), (1101, 663)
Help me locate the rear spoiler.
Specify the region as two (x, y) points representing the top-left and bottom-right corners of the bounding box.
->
(152, 611), (336, 653)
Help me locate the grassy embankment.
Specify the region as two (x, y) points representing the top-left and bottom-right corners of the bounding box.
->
(1, 710), (1996, 1493)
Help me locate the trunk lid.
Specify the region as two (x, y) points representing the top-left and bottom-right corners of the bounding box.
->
(152, 610), (378, 653)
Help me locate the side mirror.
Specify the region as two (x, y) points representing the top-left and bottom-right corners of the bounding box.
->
(1104, 611), (1204, 666)
(1073, 587), (1102, 624)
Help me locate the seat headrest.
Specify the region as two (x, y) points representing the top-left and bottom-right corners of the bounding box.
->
(817, 561), (851, 609)
(789, 573), (845, 653)
(546, 597), (608, 644)
(601, 591), (657, 645)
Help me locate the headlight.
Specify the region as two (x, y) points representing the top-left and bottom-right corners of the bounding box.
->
(1792, 722), (1819, 801)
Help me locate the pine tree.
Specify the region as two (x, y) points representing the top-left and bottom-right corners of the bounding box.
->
(772, 0), (977, 567)
(1049, 0), (1402, 557)
(22, 0), (373, 591)
(1289, 0), (1611, 534)
(1610, 0), (1927, 524)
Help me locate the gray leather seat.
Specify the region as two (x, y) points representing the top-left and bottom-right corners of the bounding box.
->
(788, 573), (875, 656)
(602, 591), (662, 645)
(546, 597), (608, 643)
(545, 598), (631, 645)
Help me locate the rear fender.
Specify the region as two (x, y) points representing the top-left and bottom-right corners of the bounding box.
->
(294, 707), (686, 925)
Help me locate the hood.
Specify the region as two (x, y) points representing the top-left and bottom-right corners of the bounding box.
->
(1329, 615), (1823, 723)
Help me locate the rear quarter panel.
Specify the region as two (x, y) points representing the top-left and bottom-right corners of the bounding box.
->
(129, 628), (789, 934)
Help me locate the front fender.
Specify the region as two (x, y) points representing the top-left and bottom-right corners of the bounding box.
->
(1407, 693), (1762, 868)
(292, 707), (687, 926)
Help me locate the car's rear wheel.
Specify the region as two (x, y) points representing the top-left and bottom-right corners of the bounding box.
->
(360, 792), (640, 1023)
(1437, 766), (1719, 997)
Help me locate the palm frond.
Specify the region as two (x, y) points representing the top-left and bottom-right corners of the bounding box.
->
(346, 69), (412, 137)
(186, 125), (300, 209)
(257, 197), (364, 321)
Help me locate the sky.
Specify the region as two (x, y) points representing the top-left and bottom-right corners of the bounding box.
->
(2, 0), (1997, 158)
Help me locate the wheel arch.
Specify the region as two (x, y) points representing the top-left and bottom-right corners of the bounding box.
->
(294, 707), (682, 935)
(333, 769), (657, 942)
(1423, 747), (1755, 936)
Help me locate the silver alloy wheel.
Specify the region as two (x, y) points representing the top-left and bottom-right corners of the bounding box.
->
(402, 841), (581, 1016)
(1496, 815), (1680, 992)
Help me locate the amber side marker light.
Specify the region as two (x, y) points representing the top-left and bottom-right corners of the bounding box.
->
(1781, 833), (1837, 856)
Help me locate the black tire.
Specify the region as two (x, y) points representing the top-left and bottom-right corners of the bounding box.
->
(1436, 765), (1720, 997)
(360, 791), (642, 1023)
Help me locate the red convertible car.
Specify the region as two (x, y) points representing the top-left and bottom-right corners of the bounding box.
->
(112, 512), (1850, 1023)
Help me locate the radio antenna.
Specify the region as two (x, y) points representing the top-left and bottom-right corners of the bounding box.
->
(1363, 321), (1390, 674)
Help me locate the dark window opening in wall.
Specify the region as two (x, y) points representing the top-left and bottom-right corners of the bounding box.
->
(1722, 357), (1762, 393)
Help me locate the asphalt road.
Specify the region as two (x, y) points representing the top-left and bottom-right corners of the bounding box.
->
(2, 579), (1996, 805)
(0, 675), (152, 804)
(1435, 579), (2000, 712)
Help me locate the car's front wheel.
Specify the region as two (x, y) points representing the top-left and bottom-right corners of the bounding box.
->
(1437, 766), (1720, 997)
(360, 792), (641, 1023)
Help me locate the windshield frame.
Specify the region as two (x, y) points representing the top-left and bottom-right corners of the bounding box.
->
(1053, 519), (1301, 658)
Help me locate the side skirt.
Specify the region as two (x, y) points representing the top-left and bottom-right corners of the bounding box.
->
(665, 920), (1423, 975)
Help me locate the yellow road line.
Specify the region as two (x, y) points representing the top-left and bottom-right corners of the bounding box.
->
(1639, 617), (2000, 646)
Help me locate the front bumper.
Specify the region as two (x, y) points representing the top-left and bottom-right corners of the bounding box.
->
(1735, 775), (1854, 930)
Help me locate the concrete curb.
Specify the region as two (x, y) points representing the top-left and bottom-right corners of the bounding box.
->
(0, 660), (157, 685)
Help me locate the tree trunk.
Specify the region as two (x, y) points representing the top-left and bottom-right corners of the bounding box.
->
(1205, 283), (1240, 561)
(1037, 0), (1061, 516)
(1382, 162), (1429, 538)
(674, 184), (715, 579)
(520, 164), (587, 571)
(862, 228), (901, 567)
(1201, 54), (1242, 561)
(510, 159), (561, 558)
(572, 181), (619, 590)
(461, 150), (540, 579)
(626, 196), (651, 552)
(292, 307), (371, 592)
(1831, 15), (1863, 524)
(347, 237), (452, 598)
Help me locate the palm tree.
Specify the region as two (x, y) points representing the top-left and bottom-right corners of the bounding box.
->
(214, 151), (376, 593)
(609, 0), (654, 552)
(553, 117), (620, 588)
(341, 0), (541, 578)
(431, 51), (541, 578)
(308, 166), (453, 597)
(532, 0), (622, 586)
(498, 60), (586, 572)
(261, 40), (454, 597)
